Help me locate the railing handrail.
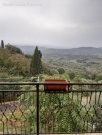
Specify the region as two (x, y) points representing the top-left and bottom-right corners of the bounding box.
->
(0, 82), (102, 85)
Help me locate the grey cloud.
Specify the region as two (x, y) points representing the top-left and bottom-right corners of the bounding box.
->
(0, 0), (102, 48)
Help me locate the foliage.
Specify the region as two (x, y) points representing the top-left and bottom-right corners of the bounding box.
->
(9, 54), (30, 76)
(30, 46), (42, 75)
(93, 107), (102, 131)
(6, 44), (22, 54)
(0, 73), (27, 102)
(74, 75), (81, 82)
(20, 92), (90, 133)
(68, 71), (75, 80)
(58, 68), (65, 74)
(25, 54), (32, 59)
(42, 62), (58, 75)
(91, 92), (102, 131)
(0, 47), (30, 76)
(0, 48), (11, 68)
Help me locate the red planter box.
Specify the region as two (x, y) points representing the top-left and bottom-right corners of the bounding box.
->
(44, 79), (68, 92)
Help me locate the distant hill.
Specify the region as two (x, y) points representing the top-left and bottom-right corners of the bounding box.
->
(16, 45), (102, 56)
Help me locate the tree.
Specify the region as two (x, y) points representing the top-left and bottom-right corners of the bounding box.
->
(6, 44), (22, 54)
(69, 72), (75, 80)
(1, 40), (4, 48)
(0, 48), (9, 67)
(9, 54), (30, 75)
(58, 68), (65, 74)
(30, 46), (42, 75)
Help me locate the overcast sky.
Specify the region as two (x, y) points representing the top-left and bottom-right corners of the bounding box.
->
(0, 0), (102, 48)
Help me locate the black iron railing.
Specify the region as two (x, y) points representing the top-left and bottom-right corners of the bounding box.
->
(0, 82), (102, 134)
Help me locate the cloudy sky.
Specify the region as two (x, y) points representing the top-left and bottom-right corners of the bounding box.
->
(0, 0), (102, 48)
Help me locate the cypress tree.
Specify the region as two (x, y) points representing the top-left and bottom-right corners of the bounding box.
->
(1, 40), (4, 48)
(30, 46), (42, 75)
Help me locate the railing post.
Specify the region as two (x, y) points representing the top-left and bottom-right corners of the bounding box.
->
(36, 83), (39, 135)
(3, 91), (4, 134)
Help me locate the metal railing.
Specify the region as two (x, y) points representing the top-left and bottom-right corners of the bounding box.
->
(0, 82), (102, 134)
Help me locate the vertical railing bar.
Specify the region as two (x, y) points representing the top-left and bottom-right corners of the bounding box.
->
(3, 91), (4, 135)
(36, 83), (39, 135)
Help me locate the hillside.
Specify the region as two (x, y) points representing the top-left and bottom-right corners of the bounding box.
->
(15, 45), (102, 79)
(0, 44), (102, 82)
(16, 45), (102, 56)
(0, 46), (30, 77)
